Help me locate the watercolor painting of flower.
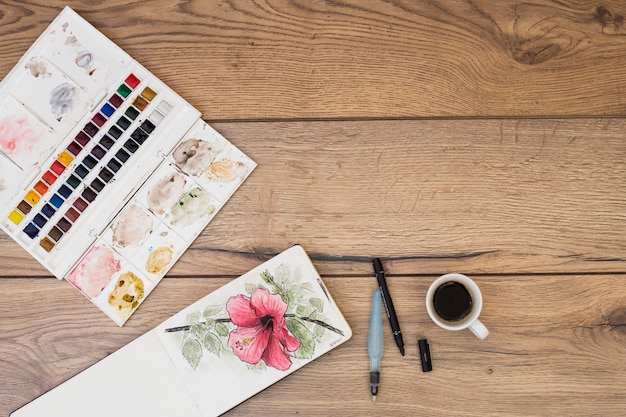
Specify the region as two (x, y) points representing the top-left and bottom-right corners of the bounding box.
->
(227, 289), (300, 371)
(165, 265), (345, 371)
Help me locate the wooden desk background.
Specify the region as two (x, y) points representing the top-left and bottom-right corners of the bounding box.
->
(1, 1), (625, 416)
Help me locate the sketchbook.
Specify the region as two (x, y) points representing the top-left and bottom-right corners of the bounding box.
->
(10, 245), (353, 417)
(0, 7), (256, 325)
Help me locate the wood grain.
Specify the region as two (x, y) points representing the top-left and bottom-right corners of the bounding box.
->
(2, 1), (626, 119)
(3, 274), (626, 416)
(1, 118), (624, 277)
(2, 2), (626, 416)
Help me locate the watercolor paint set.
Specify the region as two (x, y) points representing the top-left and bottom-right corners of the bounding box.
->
(0, 7), (256, 325)
(10, 246), (353, 417)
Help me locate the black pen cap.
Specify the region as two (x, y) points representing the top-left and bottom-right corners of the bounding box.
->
(418, 339), (433, 372)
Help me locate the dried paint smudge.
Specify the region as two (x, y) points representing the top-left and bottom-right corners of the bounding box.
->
(75, 50), (96, 75)
(25, 57), (51, 78)
(112, 204), (154, 247)
(67, 245), (121, 299)
(170, 187), (215, 226)
(0, 114), (45, 158)
(147, 171), (187, 215)
(49, 82), (77, 118)
(108, 271), (145, 318)
(75, 50), (92, 67)
(172, 138), (215, 176)
(65, 35), (80, 46)
(205, 159), (246, 182)
(0, 178), (6, 192)
(146, 246), (174, 275)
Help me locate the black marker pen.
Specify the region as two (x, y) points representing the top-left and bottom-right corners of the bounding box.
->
(373, 258), (405, 356)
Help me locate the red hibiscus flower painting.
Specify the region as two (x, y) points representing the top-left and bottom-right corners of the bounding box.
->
(226, 288), (300, 371)
(165, 267), (346, 371)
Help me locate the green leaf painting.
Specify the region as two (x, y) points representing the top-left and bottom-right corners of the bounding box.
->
(286, 318), (315, 360)
(182, 338), (203, 370)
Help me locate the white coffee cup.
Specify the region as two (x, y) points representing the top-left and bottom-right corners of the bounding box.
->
(425, 273), (489, 339)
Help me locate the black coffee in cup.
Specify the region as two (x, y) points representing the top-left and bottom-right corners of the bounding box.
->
(433, 281), (472, 321)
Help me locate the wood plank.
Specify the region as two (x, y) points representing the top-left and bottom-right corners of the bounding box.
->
(3, 3), (625, 417)
(2, 274), (626, 416)
(2, 118), (624, 277)
(2, 1), (626, 119)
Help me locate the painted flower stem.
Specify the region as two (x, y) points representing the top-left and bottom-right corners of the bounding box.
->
(284, 314), (345, 336)
(164, 318), (231, 333)
(165, 315), (344, 336)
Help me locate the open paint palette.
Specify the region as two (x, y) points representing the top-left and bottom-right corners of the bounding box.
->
(0, 7), (256, 325)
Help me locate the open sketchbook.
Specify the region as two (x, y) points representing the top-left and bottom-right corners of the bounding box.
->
(11, 245), (353, 417)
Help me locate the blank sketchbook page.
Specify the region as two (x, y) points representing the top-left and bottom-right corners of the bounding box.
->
(10, 331), (202, 417)
(11, 245), (352, 417)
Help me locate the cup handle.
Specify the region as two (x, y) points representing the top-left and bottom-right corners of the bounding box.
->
(469, 319), (489, 340)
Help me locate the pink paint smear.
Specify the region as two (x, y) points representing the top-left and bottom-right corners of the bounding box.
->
(68, 245), (121, 299)
(0, 114), (44, 157)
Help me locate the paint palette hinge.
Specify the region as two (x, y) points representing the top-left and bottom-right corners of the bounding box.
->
(1, 151), (25, 173)
(88, 89), (108, 112)
(19, 168), (41, 191)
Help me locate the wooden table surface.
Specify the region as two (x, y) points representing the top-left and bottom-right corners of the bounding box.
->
(2, 1), (626, 416)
